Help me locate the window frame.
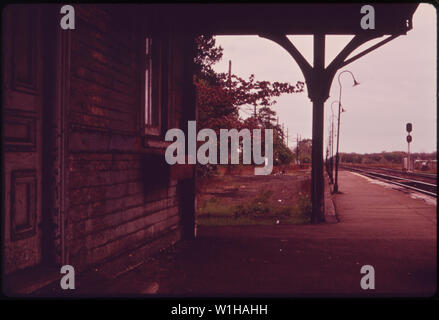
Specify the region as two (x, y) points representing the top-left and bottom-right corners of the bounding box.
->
(141, 34), (163, 137)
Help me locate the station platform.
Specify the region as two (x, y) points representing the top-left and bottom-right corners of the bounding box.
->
(33, 171), (437, 297)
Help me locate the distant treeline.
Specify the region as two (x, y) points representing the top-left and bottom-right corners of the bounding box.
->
(338, 151), (437, 164)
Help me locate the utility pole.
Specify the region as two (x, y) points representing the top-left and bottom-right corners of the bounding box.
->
(286, 128), (289, 147)
(227, 60), (232, 92)
(228, 60), (232, 81)
(282, 123), (285, 143)
(292, 133), (300, 165)
(330, 115), (335, 183)
(331, 115), (334, 166)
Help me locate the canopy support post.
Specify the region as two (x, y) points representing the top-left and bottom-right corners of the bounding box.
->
(259, 32), (404, 223)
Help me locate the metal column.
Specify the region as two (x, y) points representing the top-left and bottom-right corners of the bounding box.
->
(310, 34), (326, 223)
(259, 31), (405, 224)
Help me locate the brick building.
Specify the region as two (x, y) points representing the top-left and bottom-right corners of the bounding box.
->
(2, 4), (196, 292)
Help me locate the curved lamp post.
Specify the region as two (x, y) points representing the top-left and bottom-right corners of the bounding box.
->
(329, 100), (340, 184)
(334, 70), (359, 193)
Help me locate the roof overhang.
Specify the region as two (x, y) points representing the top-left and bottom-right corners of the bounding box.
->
(155, 3), (419, 36)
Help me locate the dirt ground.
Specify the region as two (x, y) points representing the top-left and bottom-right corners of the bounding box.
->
(196, 169), (312, 225)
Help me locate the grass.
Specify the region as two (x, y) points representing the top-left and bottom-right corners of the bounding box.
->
(198, 197), (235, 216)
(197, 189), (311, 226)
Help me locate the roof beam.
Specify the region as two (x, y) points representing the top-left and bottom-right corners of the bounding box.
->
(338, 34), (401, 69)
(326, 34), (378, 73)
(259, 33), (312, 81)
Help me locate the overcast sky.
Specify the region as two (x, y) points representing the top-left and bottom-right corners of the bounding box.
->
(213, 3), (436, 154)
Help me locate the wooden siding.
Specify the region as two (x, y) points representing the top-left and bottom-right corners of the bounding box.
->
(65, 5), (187, 270)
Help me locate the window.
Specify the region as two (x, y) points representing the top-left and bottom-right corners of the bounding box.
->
(143, 35), (162, 136)
(145, 37), (153, 128)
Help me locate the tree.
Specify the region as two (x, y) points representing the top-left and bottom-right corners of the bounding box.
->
(293, 139), (312, 164)
(194, 35), (305, 173)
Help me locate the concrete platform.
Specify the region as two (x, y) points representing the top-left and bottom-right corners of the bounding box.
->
(33, 170), (436, 297)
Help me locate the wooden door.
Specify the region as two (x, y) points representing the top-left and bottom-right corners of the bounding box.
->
(2, 5), (44, 275)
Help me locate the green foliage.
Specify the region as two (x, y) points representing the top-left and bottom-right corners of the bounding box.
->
(292, 138), (312, 164)
(295, 192), (312, 222)
(339, 151), (437, 165)
(194, 35), (224, 79)
(198, 187), (311, 226)
(194, 35), (304, 174)
(235, 190), (274, 217)
(275, 140), (294, 165)
(199, 197), (234, 216)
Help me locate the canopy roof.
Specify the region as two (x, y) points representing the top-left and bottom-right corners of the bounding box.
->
(156, 3), (419, 35)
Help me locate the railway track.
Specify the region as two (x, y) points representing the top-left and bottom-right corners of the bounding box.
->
(362, 166), (435, 182)
(341, 165), (437, 198)
(340, 164), (437, 183)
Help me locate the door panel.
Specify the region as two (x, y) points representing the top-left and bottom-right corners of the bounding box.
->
(3, 5), (43, 274)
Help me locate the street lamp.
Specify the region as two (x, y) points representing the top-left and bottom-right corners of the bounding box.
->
(329, 100), (340, 184)
(333, 70), (359, 193)
(330, 100), (347, 158)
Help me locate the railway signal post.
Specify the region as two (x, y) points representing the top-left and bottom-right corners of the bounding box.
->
(406, 123), (413, 172)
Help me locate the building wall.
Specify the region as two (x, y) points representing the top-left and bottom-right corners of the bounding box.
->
(64, 5), (191, 271)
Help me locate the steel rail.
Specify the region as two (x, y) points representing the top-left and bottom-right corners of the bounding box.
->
(343, 166), (437, 198)
(341, 164), (437, 182)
